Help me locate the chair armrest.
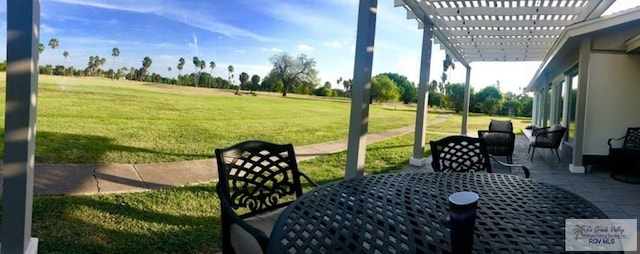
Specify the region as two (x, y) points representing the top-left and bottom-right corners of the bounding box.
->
(531, 126), (551, 136)
(299, 171), (318, 187)
(489, 155), (530, 178)
(608, 136), (626, 149)
(216, 184), (271, 252)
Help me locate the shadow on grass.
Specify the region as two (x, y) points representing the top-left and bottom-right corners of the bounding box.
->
(26, 184), (222, 253)
(0, 130), (207, 163)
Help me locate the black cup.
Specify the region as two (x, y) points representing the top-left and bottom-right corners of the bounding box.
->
(448, 191), (479, 254)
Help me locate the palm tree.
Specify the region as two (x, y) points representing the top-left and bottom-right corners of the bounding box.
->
(168, 66), (172, 77)
(199, 60), (206, 87)
(38, 43), (44, 54)
(227, 65), (234, 85)
(137, 57), (152, 81)
(209, 61), (216, 75)
(48, 38), (59, 75)
(238, 72), (249, 94)
(192, 56), (200, 87)
(62, 51), (69, 76)
(177, 57), (185, 85)
(250, 74), (261, 94)
(111, 47), (120, 79)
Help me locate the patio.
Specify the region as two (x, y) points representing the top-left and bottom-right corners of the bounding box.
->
(403, 134), (640, 232)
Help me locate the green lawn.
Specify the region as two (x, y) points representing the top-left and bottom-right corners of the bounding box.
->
(0, 74), (433, 163)
(0, 74), (536, 253)
(29, 132), (448, 253)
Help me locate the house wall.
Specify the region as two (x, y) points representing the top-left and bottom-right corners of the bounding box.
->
(583, 52), (640, 155)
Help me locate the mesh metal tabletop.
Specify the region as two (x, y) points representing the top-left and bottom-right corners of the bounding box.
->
(268, 172), (609, 253)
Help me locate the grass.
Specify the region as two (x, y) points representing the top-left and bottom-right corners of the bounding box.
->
(26, 131), (449, 253)
(0, 74), (436, 163)
(22, 110), (523, 253)
(0, 74), (534, 253)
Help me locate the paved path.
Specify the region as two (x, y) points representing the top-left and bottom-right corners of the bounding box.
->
(30, 114), (451, 195)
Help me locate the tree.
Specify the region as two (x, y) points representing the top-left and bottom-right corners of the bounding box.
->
(199, 60), (206, 86)
(85, 55), (106, 76)
(167, 66), (172, 78)
(429, 80), (439, 93)
(268, 52), (318, 97)
(250, 74), (260, 93)
(38, 43), (45, 54)
(192, 57), (201, 87)
(342, 79), (352, 97)
(177, 57), (185, 85)
(62, 51), (69, 75)
(48, 38), (59, 75)
(475, 85), (504, 114)
(209, 61), (216, 75)
(445, 83), (467, 113)
(261, 74), (284, 92)
(371, 75), (400, 103)
(380, 72), (416, 104)
(227, 65), (234, 86)
(139, 56), (152, 81)
(238, 72), (249, 94)
(111, 47), (120, 79)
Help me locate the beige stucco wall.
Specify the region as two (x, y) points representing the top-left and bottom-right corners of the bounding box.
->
(583, 52), (640, 155)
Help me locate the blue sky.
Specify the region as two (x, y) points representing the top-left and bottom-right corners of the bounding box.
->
(0, 0), (637, 93)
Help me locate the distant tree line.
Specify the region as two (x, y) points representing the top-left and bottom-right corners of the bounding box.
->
(23, 38), (533, 116)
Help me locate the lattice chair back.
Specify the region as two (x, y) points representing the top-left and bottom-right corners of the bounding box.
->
(430, 136), (493, 173)
(623, 127), (640, 150)
(216, 140), (304, 218)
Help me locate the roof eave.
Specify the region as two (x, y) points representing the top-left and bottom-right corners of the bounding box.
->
(525, 6), (640, 91)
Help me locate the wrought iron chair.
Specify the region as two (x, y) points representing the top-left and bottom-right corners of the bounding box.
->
(430, 135), (530, 178)
(478, 119), (516, 163)
(215, 140), (317, 254)
(608, 127), (640, 183)
(528, 124), (567, 162)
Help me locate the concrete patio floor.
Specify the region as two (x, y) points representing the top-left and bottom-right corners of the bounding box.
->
(403, 135), (640, 233)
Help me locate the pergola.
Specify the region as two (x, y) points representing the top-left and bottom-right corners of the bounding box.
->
(345, 0), (614, 177)
(0, 0), (619, 252)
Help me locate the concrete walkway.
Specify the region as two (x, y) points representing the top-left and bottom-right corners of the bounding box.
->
(32, 114), (452, 195)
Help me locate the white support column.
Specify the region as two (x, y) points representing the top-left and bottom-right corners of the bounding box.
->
(532, 91), (539, 126)
(2, 0), (40, 253)
(549, 81), (558, 125)
(410, 18), (433, 167)
(562, 75), (572, 128)
(461, 67), (471, 135)
(540, 82), (548, 127)
(570, 38), (591, 174)
(345, 0), (377, 178)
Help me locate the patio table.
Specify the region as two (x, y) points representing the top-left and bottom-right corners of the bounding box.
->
(268, 172), (609, 253)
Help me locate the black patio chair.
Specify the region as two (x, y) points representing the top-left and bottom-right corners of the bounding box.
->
(528, 124), (567, 162)
(608, 127), (640, 183)
(478, 119), (516, 163)
(215, 140), (317, 254)
(430, 135), (530, 178)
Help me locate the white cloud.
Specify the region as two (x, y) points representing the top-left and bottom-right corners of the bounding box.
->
(40, 24), (58, 34)
(324, 40), (350, 48)
(297, 44), (315, 51)
(188, 34), (199, 56)
(261, 47), (283, 52)
(50, 0), (274, 42)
